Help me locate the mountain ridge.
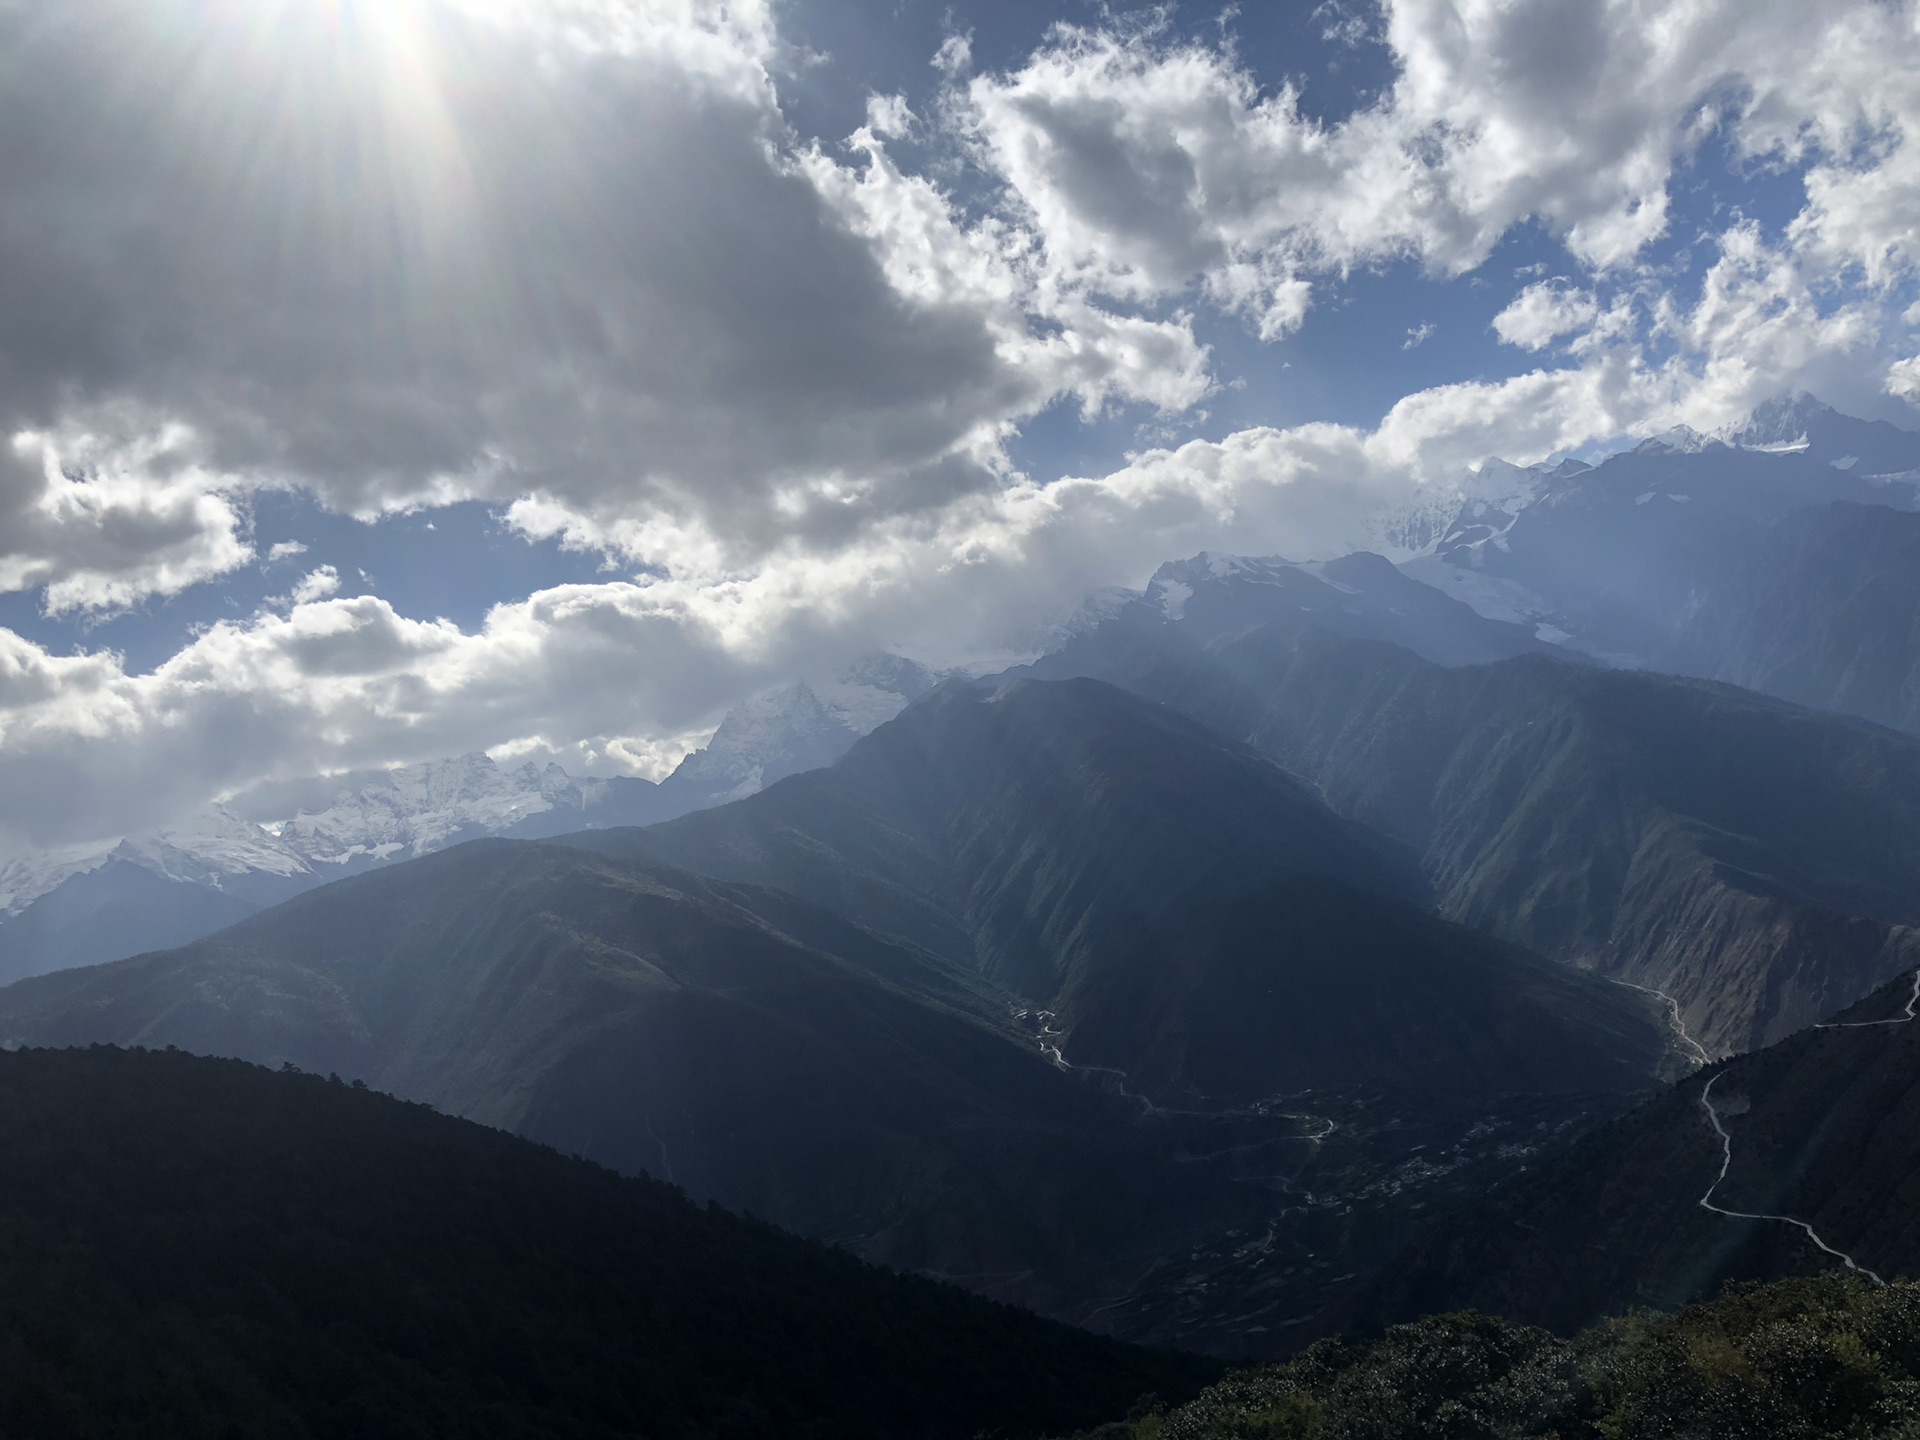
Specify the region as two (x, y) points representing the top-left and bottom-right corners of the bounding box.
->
(1031, 598), (1920, 1057)
(576, 674), (1670, 1105)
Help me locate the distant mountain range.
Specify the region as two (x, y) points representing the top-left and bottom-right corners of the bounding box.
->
(589, 676), (1666, 1105)
(0, 831), (1279, 1322)
(0, 675), (1670, 1340)
(12, 395), (1920, 995)
(0, 652), (943, 985)
(1401, 394), (1920, 733)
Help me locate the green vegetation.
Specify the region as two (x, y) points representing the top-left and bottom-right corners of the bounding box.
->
(0, 1044), (1211, 1439)
(1071, 1274), (1920, 1440)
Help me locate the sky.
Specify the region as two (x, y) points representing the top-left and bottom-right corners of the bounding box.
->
(5, 0), (1920, 848)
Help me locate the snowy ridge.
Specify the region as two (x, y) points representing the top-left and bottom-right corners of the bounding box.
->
(0, 650), (951, 930)
(273, 754), (603, 865)
(0, 755), (606, 917)
(1365, 457), (1554, 563)
(0, 845), (118, 917)
(1719, 393), (1828, 453)
(0, 805), (319, 916)
(662, 652), (945, 803)
(989, 586), (1144, 664)
(118, 805), (315, 885)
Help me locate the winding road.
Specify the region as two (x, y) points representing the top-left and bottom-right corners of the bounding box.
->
(1689, 969), (1920, 1284)
(1612, 978), (1712, 1068)
(1696, 1073), (1885, 1284)
(1816, 970), (1920, 1030)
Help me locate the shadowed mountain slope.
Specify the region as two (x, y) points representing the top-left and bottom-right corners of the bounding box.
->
(577, 676), (1667, 1106)
(1662, 501), (1920, 736)
(0, 841), (1280, 1312)
(1349, 968), (1920, 1340)
(0, 857), (269, 985)
(1036, 617), (1920, 1057)
(0, 1044), (1210, 1439)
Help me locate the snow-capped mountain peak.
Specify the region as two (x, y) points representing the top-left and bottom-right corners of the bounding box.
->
(1720, 392), (1833, 451)
(658, 652), (947, 805)
(0, 805), (307, 919)
(116, 804), (312, 886)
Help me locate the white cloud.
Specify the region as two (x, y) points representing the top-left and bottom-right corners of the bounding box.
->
(266, 541), (310, 564)
(0, 237), (1827, 851)
(0, 415), (251, 615)
(1493, 284), (1602, 351)
(1664, 224), (1880, 424)
(8, 0), (1920, 623)
(1888, 354), (1920, 401)
(0, 0), (1213, 606)
(288, 567), (341, 606)
(953, 1), (1920, 330)
(1402, 323), (1436, 351)
(932, 31), (973, 78)
(958, 25), (1396, 334)
(865, 93), (915, 138)
(1314, 1), (1372, 48)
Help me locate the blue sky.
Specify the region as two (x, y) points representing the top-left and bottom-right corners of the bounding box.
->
(3, 0), (1920, 846)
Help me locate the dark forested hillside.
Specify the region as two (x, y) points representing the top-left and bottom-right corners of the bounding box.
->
(1037, 613), (1920, 1056)
(581, 676), (1667, 1104)
(0, 1044), (1209, 1439)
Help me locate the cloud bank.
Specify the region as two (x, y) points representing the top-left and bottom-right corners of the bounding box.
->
(5, 0), (1920, 843)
